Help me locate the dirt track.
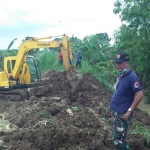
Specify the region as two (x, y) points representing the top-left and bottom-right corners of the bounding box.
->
(0, 70), (150, 150)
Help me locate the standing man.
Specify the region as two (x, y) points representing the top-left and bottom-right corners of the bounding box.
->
(110, 52), (143, 150)
(58, 50), (63, 65)
(76, 52), (82, 68)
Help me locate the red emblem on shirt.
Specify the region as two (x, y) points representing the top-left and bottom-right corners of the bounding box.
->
(134, 82), (139, 88)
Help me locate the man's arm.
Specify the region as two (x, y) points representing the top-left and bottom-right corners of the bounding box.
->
(123, 90), (144, 121)
(130, 90), (144, 110)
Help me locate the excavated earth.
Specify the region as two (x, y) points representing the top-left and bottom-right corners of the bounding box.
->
(0, 70), (150, 150)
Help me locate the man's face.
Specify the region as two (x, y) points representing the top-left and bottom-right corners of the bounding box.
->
(115, 61), (127, 72)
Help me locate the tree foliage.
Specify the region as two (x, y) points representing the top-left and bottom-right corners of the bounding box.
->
(7, 38), (17, 50)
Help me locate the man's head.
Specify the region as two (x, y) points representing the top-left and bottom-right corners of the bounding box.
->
(115, 52), (130, 74)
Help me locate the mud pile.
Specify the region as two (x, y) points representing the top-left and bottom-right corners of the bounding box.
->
(0, 70), (150, 150)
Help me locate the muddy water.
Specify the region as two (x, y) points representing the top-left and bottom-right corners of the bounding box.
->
(138, 96), (150, 115)
(0, 113), (10, 131)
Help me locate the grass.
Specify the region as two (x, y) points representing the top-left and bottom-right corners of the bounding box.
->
(37, 111), (49, 118)
(131, 124), (150, 147)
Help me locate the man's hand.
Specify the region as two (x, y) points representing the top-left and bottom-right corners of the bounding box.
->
(123, 111), (131, 121)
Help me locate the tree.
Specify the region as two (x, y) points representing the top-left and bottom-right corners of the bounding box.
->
(113, 0), (150, 88)
(7, 38), (17, 50)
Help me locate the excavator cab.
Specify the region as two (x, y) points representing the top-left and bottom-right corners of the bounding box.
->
(4, 55), (39, 88)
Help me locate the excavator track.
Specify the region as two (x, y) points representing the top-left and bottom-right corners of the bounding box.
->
(0, 85), (53, 101)
(0, 89), (29, 101)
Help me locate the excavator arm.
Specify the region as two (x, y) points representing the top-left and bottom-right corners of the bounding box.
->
(12, 34), (73, 80)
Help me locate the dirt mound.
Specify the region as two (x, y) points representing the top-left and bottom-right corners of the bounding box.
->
(0, 70), (150, 150)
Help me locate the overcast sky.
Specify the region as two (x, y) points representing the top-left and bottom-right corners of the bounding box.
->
(0, 0), (121, 49)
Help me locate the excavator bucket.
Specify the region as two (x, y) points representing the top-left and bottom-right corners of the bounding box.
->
(59, 35), (84, 92)
(66, 66), (83, 93)
(69, 73), (83, 93)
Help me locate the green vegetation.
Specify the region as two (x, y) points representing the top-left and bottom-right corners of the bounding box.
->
(35, 50), (64, 74)
(37, 111), (49, 118)
(131, 125), (150, 147)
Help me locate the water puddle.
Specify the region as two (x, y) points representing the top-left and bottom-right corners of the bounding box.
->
(0, 119), (10, 131)
(0, 111), (21, 135)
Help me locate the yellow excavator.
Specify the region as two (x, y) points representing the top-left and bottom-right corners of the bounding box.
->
(0, 34), (83, 101)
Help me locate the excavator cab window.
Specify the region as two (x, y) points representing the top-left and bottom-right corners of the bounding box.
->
(7, 61), (11, 73)
(7, 60), (16, 73)
(11, 60), (15, 71)
(26, 57), (39, 82)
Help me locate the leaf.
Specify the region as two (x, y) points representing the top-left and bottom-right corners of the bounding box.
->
(7, 38), (17, 50)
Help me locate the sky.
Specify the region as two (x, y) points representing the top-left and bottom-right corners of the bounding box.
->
(0, 0), (121, 49)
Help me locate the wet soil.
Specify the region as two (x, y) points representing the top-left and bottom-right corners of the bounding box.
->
(0, 70), (150, 150)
